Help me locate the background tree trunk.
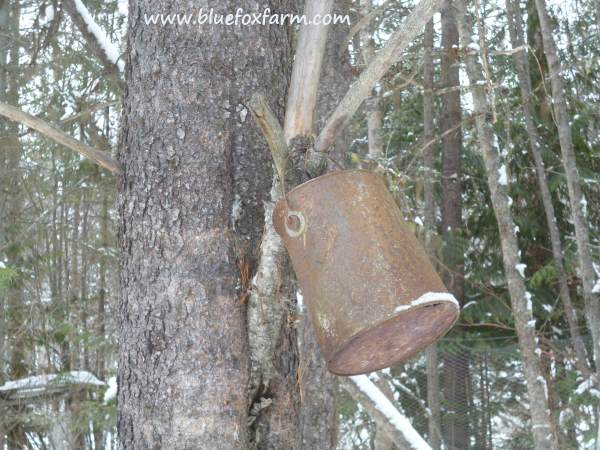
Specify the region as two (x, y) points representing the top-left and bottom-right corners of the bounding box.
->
(534, 0), (600, 374)
(504, 0), (592, 378)
(454, 0), (558, 447)
(439, 3), (470, 448)
(118, 1), (293, 448)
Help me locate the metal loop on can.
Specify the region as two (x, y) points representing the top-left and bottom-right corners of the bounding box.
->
(284, 210), (306, 238)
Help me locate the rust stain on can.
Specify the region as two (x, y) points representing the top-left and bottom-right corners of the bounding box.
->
(273, 170), (459, 376)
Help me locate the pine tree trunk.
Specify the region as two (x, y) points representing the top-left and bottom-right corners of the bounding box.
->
(439, 3), (470, 448)
(534, 0), (600, 374)
(504, 0), (592, 378)
(453, 0), (559, 448)
(117, 1), (293, 448)
(0, 2), (26, 447)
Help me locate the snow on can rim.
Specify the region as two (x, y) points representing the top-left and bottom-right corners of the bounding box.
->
(394, 292), (460, 314)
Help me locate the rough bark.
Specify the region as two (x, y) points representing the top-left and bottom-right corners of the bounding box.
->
(117, 1), (293, 449)
(453, 0), (559, 448)
(504, 0), (592, 378)
(534, 0), (600, 376)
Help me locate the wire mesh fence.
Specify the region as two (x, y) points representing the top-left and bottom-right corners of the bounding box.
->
(338, 331), (600, 449)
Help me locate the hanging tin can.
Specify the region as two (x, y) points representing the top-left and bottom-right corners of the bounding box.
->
(273, 170), (459, 376)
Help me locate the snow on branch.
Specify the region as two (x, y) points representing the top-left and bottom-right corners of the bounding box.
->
(63, 0), (125, 86)
(343, 375), (432, 450)
(73, 0), (123, 70)
(0, 370), (105, 400)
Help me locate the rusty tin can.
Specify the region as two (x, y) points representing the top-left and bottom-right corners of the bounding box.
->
(273, 170), (459, 375)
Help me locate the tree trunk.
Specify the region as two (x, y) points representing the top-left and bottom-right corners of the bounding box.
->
(504, 0), (592, 379)
(453, 0), (559, 448)
(439, 3), (470, 449)
(0, 1), (26, 447)
(423, 18), (442, 450)
(534, 0), (600, 375)
(117, 1), (293, 448)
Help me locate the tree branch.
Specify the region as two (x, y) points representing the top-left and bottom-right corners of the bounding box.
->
(247, 93), (288, 185)
(341, 376), (432, 450)
(0, 102), (122, 174)
(283, 0), (333, 142)
(315, 0), (445, 153)
(62, 0), (125, 90)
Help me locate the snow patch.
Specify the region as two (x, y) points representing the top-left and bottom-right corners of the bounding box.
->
(296, 290), (304, 312)
(498, 165), (508, 186)
(103, 376), (117, 403)
(525, 291), (533, 311)
(45, 4), (54, 22)
(467, 42), (481, 52)
(515, 263), (527, 278)
(414, 216), (424, 227)
(0, 371), (105, 396)
(394, 292), (460, 314)
(592, 263), (600, 294)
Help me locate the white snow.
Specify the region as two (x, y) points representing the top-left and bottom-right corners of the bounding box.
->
(575, 377), (596, 395)
(463, 300), (477, 309)
(507, 196), (513, 207)
(580, 196), (587, 217)
(231, 194), (242, 227)
(525, 291), (533, 311)
(592, 263), (600, 294)
(296, 290), (304, 312)
(45, 4), (55, 21)
(498, 165), (508, 186)
(542, 304), (553, 313)
(468, 42), (481, 52)
(414, 216), (424, 227)
(73, 0), (125, 72)
(103, 376), (117, 403)
(515, 263), (527, 278)
(394, 292), (460, 314)
(527, 319), (536, 327)
(117, 0), (128, 16)
(350, 375), (432, 450)
(0, 370), (105, 396)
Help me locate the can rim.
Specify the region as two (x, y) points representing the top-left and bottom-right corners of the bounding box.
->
(282, 169), (381, 197)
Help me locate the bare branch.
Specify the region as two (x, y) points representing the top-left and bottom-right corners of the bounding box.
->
(247, 93), (288, 185)
(0, 102), (122, 174)
(284, 0), (333, 141)
(341, 376), (432, 450)
(315, 0), (446, 153)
